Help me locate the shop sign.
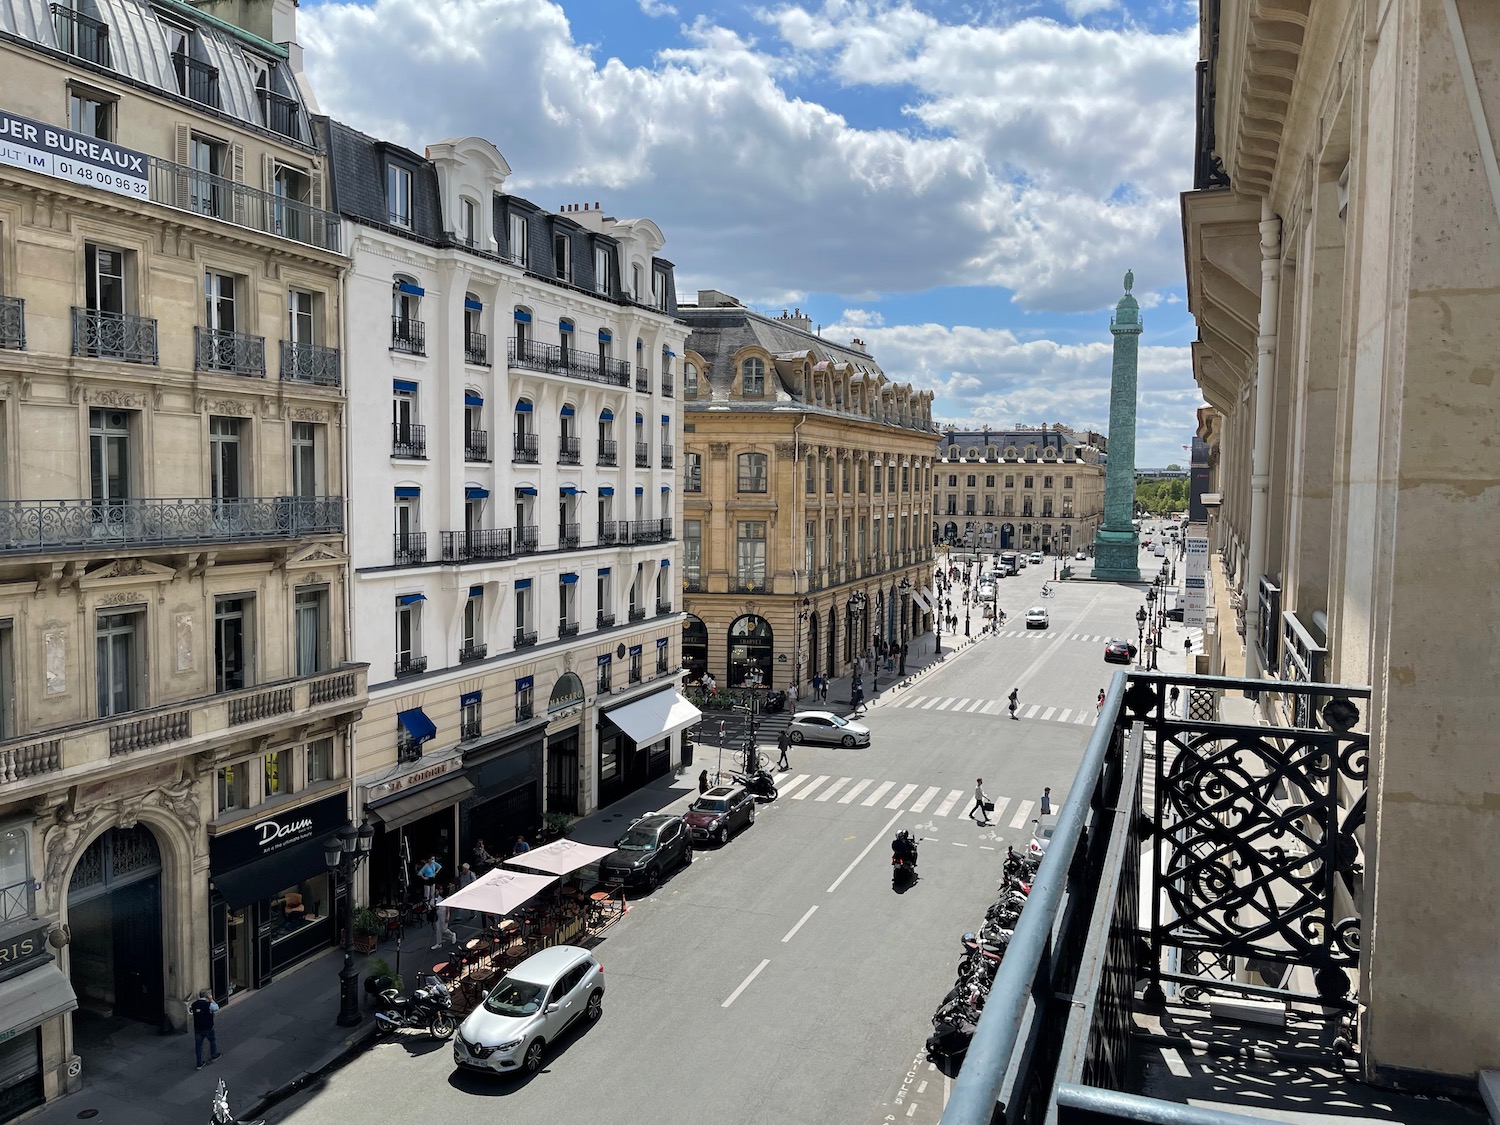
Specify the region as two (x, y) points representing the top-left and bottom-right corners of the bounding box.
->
(0, 922), (51, 976)
(1184, 576), (1208, 629)
(547, 672), (585, 715)
(365, 756), (459, 802)
(1184, 537), (1209, 580)
(210, 793), (347, 872)
(0, 108), (150, 200)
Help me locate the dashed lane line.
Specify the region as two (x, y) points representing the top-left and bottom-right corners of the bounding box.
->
(722, 959), (771, 1008)
(781, 905), (818, 944)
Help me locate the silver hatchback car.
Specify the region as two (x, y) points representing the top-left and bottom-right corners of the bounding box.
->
(454, 945), (603, 1076)
(786, 710), (872, 747)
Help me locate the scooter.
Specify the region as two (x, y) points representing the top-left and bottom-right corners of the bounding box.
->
(733, 769), (778, 801)
(891, 830), (919, 887)
(208, 1079), (264, 1125)
(374, 972), (456, 1040)
(763, 690), (788, 713)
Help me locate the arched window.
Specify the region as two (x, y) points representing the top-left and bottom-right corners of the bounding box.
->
(682, 614), (708, 677)
(737, 452), (768, 493)
(463, 292), (486, 364)
(742, 357), (765, 397)
(513, 305), (532, 350)
(392, 275), (422, 353)
(514, 398), (535, 460)
(727, 614), (774, 687)
(684, 361), (698, 397)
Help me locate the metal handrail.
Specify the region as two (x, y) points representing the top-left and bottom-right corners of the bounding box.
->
(257, 87), (301, 140)
(0, 296), (23, 350)
(279, 340), (340, 386)
(392, 423), (426, 459)
(0, 496), (341, 553)
(465, 331), (489, 366)
(195, 326), (265, 376)
(390, 316), (425, 355)
(51, 4), (109, 65)
(147, 157), (339, 252)
(464, 429), (489, 462)
(72, 308), (158, 364)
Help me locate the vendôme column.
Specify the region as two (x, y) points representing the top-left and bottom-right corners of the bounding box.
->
(1091, 270), (1143, 581)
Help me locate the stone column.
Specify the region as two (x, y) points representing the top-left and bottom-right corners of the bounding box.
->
(1091, 271), (1142, 580)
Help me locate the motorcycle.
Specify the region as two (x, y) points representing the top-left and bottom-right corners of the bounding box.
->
(762, 690), (788, 713)
(891, 830), (919, 887)
(733, 769), (778, 800)
(374, 972), (456, 1040)
(209, 1079), (264, 1125)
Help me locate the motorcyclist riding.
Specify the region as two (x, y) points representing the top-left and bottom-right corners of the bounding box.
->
(892, 830), (918, 867)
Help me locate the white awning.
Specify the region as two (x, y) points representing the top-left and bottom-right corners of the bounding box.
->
(605, 689), (701, 745)
(0, 963), (77, 1037)
(506, 839), (616, 877)
(910, 587), (933, 613)
(439, 869), (556, 916)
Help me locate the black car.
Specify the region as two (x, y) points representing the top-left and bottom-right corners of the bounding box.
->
(1103, 638), (1137, 665)
(1166, 605), (1184, 622)
(598, 814), (692, 889)
(683, 784), (756, 846)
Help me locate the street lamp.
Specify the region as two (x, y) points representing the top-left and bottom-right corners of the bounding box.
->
(325, 819), (375, 1027)
(846, 589), (867, 672)
(795, 596), (810, 701)
(898, 576), (911, 674)
(1135, 605), (1147, 670)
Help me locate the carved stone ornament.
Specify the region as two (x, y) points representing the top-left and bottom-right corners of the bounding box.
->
(708, 443), (730, 460)
(774, 442), (797, 459)
(90, 387), (148, 409)
(98, 590), (148, 607)
(304, 572), (326, 585)
(102, 558), (148, 578)
(290, 407), (331, 423)
(299, 550), (339, 563)
(203, 398), (252, 416)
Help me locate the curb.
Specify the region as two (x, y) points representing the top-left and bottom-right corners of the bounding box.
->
(871, 633), (983, 708)
(243, 1022), (380, 1120)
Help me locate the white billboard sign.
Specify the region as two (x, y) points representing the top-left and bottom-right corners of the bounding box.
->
(0, 108), (150, 201)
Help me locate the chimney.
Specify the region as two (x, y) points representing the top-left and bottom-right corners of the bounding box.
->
(849, 337), (866, 354)
(780, 307), (812, 333)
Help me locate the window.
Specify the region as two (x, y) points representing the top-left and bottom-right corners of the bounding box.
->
(986, 475), (996, 488)
(95, 609), (141, 717)
(554, 232), (571, 282)
(460, 694), (482, 740)
(736, 521), (766, 588)
(874, 463), (883, 494)
(188, 134), (225, 216)
(685, 451), (702, 493)
(741, 357), (765, 397)
(737, 452), (768, 493)
(597, 570), (613, 621)
(85, 243), (127, 315)
(288, 288), (316, 346)
(1006, 475), (1015, 488)
(1024, 475), (1034, 489)
(295, 587), (329, 675)
(559, 576), (577, 632)
(263, 748), (290, 797)
(948, 475), (957, 488)
(273, 164), (310, 239)
(216, 763), (250, 814)
(306, 738), (334, 785)
(514, 583), (534, 642)
(1064, 475), (1074, 489)
(632, 263), (644, 301)
(651, 268), (666, 309)
(516, 677), (534, 722)
(966, 475), (976, 488)
(858, 461), (866, 492)
(69, 88), (113, 140)
(629, 645), (642, 684)
(395, 597), (421, 673)
(655, 564), (670, 611)
(462, 590), (483, 657)
(1043, 475), (1054, 489)
(888, 465), (897, 492)
(209, 416), (243, 505)
(805, 456), (815, 494)
(684, 520), (701, 587)
(593, 244), (612, 294)
(902, 466), (910, 492)
(684, 362), (698, 396)
(204, 270), (237, 333)
(292, 421), (323, 498)
(89, 407), (132, 506)
(841, 458), (851, 493)
(387, 164), (412, 227)
(656, 639), (669, 675)
(597, 655), (612, 693)
(824, 457), (834, 493)
(460, 197), (477, 247)
(214, 595), (252, 691)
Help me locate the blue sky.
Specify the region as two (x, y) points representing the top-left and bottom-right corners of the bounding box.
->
(301, 0), (1204, 467)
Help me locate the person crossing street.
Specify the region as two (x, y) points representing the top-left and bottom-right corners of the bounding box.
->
(1008, 687), (1020, 720)
(776, 728), (791, 771)
(968, 778), (992, 826)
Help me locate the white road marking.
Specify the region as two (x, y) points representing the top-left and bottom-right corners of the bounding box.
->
(953, 698), (971, 711)
(816, 777), (852, 802)
(722, 958), (771, 1008)
(952, 841), (968, 847)
(1057, 708), (1072, 724)
(886, 783), (918, 809)
(1041, 707), (1057, 722)
(1160, 1046), (1191, 1078)
(781, 905), (818, 943)
(967, 699), (986, 712)
(990, 796), (1011, 823)
(1009, 799), (1035, 829)
(918, 1080), (928, 1094)
(980, 846), (995, 851)
(840, 779), (873, 804)
(1024, 704), (1041, 719)
(937, 698), (957, 710)
(909, 786), (941, 813)
(981, 700), (999, 714)
(827, 808), (905, 893)
(906, 1103), (918, 1117)
(778, 773), (811, 796)
(792, 775), (830, 800)
(920, 698), (939, 709)
(933, 789), (964, 817)
(862, 780), (896, 806)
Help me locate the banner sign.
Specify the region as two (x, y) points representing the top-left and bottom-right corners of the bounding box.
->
(0, 108), (150, 200)
(209, 793), (348, 873)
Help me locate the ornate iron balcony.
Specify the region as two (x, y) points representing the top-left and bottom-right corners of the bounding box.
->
(458, 642), (487, 664)
(559, 622), (580, 637)
(280, 340), (340, 386)
(257, 87), (301, 140)
(629, 520), (662, 544)
(393, 532), (427, 565)
(513, 433), (539, 463)
(516, 701), (535, 722)
(597, 612), (615, 629)
(51, 4), (110, 66)
(683, 579), (703, 593)
(662, 376), (674, 398)
(391, 317), (425, 355)
(628, 607), (646, 622)
(460, 719), (482, 741)
(0, 296), (22, 350)
(656, 600), (672, 615)
(628, 665), (642, 684)
(440, 528), (512, 562)
(597, 439), (617, 466)
(658, 518), (674, 540)
(635, 366), (648, 392)
(731, 578), (765, 594)
(599, 521), (626, 546)
(515, 525), (539, 554)
(559, 436), (581, 464)
(395, 654), (427, 678)
(635, 442), (649, 468)
(559, 522), (581, 549)
(507, 337), (629, 386)
(465, 331), (489, 366)
(514, 629), (538, 648)
(661, 445), (674, 469)
(0, 495), (342, 555)
(195, 327), (265, 377)
(147, 159), (339, 252)
(392, 423), (426, 459)
(72, 308), (158, 364)
(173, 51), (221, 108)
(464, 429), (489, 462)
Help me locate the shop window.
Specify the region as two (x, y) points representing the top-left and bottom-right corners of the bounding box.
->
(306, 738), (334, 785)
(264, 749), (291, 797)
(597, 656), (612, 694)
(271, 873), (330, 950)
(217, 762), (250, 814)
(516, 677), (534, 723)
(599, 736), (619, 782)
(0, 826), (34, 923)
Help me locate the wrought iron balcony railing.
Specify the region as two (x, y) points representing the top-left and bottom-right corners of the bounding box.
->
(514, 628), (538, 648)
(146, 158), (339, 252)
(440, 528), (512, 563)
(458, 642), (487, 664)
(392, 423), (426, 459)
(464, 429), (489, 462)
(660, 445), (674, 469)
(662, 376), (674, 398)
(51, 4), (110, 66)
(515, 525), (539, 554)
(257, 87), (301, 140)
(172, 51), (221, 108)
(597, 439), (617, 467)
(195, 327), (265, 376)
(629, 519), (664, 544)
(0, 495), (341, 555)
(628, 607), (646, 622)
(596, 612), (615, 629)
(391, 316), (425, 355)
(656, 600), (672, 615)
(72, 308), (158, 364)
(599, 521), (626, 546)
(635, 442), (650, 467)
(393, 532), (427, 566)
(465, 331), (489, 366)
(635, 366), (649, 392)
(0, 296), (22, 350)
(513, 433), (539, 463)
(730, 578), (765, 594)
(683, 579), (703, 593)
(395, 654), (427, 678)
(459, 719), (482, 741)
(279, 340), (339, 386)
(507, 337), (630, 386)
(559, 622), (580, 637)
(559, 436), (581, 464)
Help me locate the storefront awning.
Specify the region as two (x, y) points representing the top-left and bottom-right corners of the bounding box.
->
(211, 835), (330, 909)
(0, 963), (77, 1037)
(604, 689), (701, 746)
(909, 587), (933, 613)
(440, 868), (556, 916)
(366, 774), (476, 832)
(505, 838), (615, 877)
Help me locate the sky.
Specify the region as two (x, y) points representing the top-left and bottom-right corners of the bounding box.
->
(299, 0), (1204, 468)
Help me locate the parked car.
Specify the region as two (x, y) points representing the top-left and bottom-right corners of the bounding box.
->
(1027, 552), (1042, 565)
(1166, 605), (1185, 622)
(598, 814), (692, 889)
(978, 582), (997, 603)
(1028, 814), (1059, 861)
(1025, 607), (1049, 629)
(786, 710), (872, 747)
(454, 946), (603, 1076)
(1103, 638), (1136, 664)
(683, 784), (756, 846)
(1075, 550), (1087, 561)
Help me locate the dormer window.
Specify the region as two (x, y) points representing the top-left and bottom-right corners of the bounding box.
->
(741, 357), (765, 397)
(387, 164), (412, 229)
(651, 268), (666, 310)
(554, 232), (572, 283)
(508, 212), (528, 267)
(593, 244), (612, 295)
(460, 198), (477, 248)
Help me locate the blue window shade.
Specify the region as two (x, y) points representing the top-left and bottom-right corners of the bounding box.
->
(661, 485), (671, 492)
(598, 567), (611, 576)
(513, 309), (532, 323)
(634, 487), (644, 496)
(393, 379), (418, 394)
(636, 340), (643, 351)
(561, 573), (579, 584)
(560, 406), (575, 417)
(516, 676), (534, 691)
(559, 321), (573, 334)
(657, 638), (668, 648)
(468, 585), (483, 597)
(464, 296), (483, 311)
(629, 644), (643, 656)
(664, 348), (677, 357)
(394, 486), (420, 498)
(516, 486), (537, 496)
(396, 593), (426, 605)
(598, 329), (612, 342)
(514, 401), (533, 413)
(459, 690), (482, 707)
(560, 486), (580, 496)
(397, 281), (424, 297)
(465, 486), (489, 499)
(661, 415), (670, 425)
(660, 559), (670, 568)
(598, 486), (614, 497)
(465, 392), (483, 406)
(515, 578), (532, 590)
(600, 409), (614, 421)
(397, 707), (436, 744)
(597, 654), (611, 666)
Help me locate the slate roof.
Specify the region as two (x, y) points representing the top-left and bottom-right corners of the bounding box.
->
(315, 117), (446, 241)
(681, 307), (885, 385)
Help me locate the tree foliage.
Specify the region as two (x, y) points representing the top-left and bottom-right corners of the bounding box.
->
(1135, 478), (1188, 514)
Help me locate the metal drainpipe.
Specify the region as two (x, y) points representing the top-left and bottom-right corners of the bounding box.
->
(1243, 196), (1280, 680)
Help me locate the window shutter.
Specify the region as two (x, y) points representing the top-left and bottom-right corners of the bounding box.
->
(173, 123), (191, 208)
(262, 154), (276, 193)
(230, 143), (245, 224)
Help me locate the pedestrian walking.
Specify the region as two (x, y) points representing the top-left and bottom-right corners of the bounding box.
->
(1008, 688), (1020, 720)
(1096, 688), (1106, 711)
(431, 885), (455, 949)
(699, 768), (710, 794)
(1168, 685), (1180, 715)
(968, 778), (992, 826)
(1039, 786), (1052, 815)
(776, 729), (791, 771)
(190, 989), (222, 1070)
(417, 855), (441, 902)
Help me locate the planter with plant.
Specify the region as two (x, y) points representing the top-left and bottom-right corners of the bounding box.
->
(362, 957), (403, 999)
(539, 811), (575, 842)
(352, 907), (382, 954)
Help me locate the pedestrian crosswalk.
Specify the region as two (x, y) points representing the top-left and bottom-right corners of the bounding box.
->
(878, 693), (1098, 725)
(766, 770), (1057, 829)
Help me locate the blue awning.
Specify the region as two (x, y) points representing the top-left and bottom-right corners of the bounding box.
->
(598, 567), (611, 576)
(397, 593), (426, 605)
(597, 654), (611, 666)
(560, 405), (575, 417)
(657, 637), (668, 647)
(465, 486), (489, 499)
(465, 391), (483, 406)
(396, 281), (425, 297)
(468, 585), (483, 597)
(629, 644), (642, 656)
(660, 559), (670, 567)
(514, 309), (532, 323)
(460, 690), (482, 707)
(561, 486), (580, 496)
(517, 675), (534, 691)
(394, 486), (420, 498)
(393, 379), (418, 393)
(635, 487), (644, 495)
(599, 329), (612, 342)
(464, 296), (483, 311)
(515, 578), (532, 590)
(561, 573), (579, 584)
(600, 409), (614, 421)
(661, 485), (671, 492)
(516, 486), (537, 496)
(663, 348), (676, 357)
(598, 487), (614, 497)
(515, 401), (533, 413)
(397, 707), (437, 743)
(559, 321), (573, 334)
(661, 415), (670, 425)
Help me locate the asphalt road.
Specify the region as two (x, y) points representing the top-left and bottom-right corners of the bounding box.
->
(267, 563), (1164, 1125)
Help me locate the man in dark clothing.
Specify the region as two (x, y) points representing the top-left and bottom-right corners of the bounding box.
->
(190, 989), (221, 1070)
(1008, 687), (1020, 720)
(776, 729), (791, 771)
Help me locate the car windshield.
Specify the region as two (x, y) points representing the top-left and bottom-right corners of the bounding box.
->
(691, 798), (727, 814)
(827, 715), (849, 727)
(616, 827), (658, 851)
(484, 977), (546, 1016)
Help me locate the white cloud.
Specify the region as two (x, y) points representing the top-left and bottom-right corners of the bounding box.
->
(300, 0), (1197, 313)
(637, 0), (677, 15)
(1062, 0), (1119, 18)
(840, 308), (885, 326)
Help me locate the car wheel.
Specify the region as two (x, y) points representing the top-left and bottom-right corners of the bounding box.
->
(747, 803), (756, 826)
(429, 1011), (456, 1040)
(586, 990), (603, 1023)
(717, 826), (729, 846)
(789, 730), (805, 744)
(841, 734), (856, 748)
(645, 865), (660, 890)
(523, 1038), (545, 1074)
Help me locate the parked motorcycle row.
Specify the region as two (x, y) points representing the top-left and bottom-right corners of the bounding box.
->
(926, 848), (1042, 1065)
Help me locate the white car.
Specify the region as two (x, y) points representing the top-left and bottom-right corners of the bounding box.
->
(1024, 607), (1049, 629)
(454, 946), (604, 1076)
(1074, 550), (1086, 561)
(787, 710), (871, 747)
(978, 582), (997, 603)
(1028, 814), (1059, 861)
(1028, 552), (1043, 564)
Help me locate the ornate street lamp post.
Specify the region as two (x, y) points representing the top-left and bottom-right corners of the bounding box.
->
(847, 589), (867, 697)
(898, 576), (911, 675)
(795, 596), (810, 703)
(324, 819), (375, 1027)
(1136, 605), (1147, 670)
